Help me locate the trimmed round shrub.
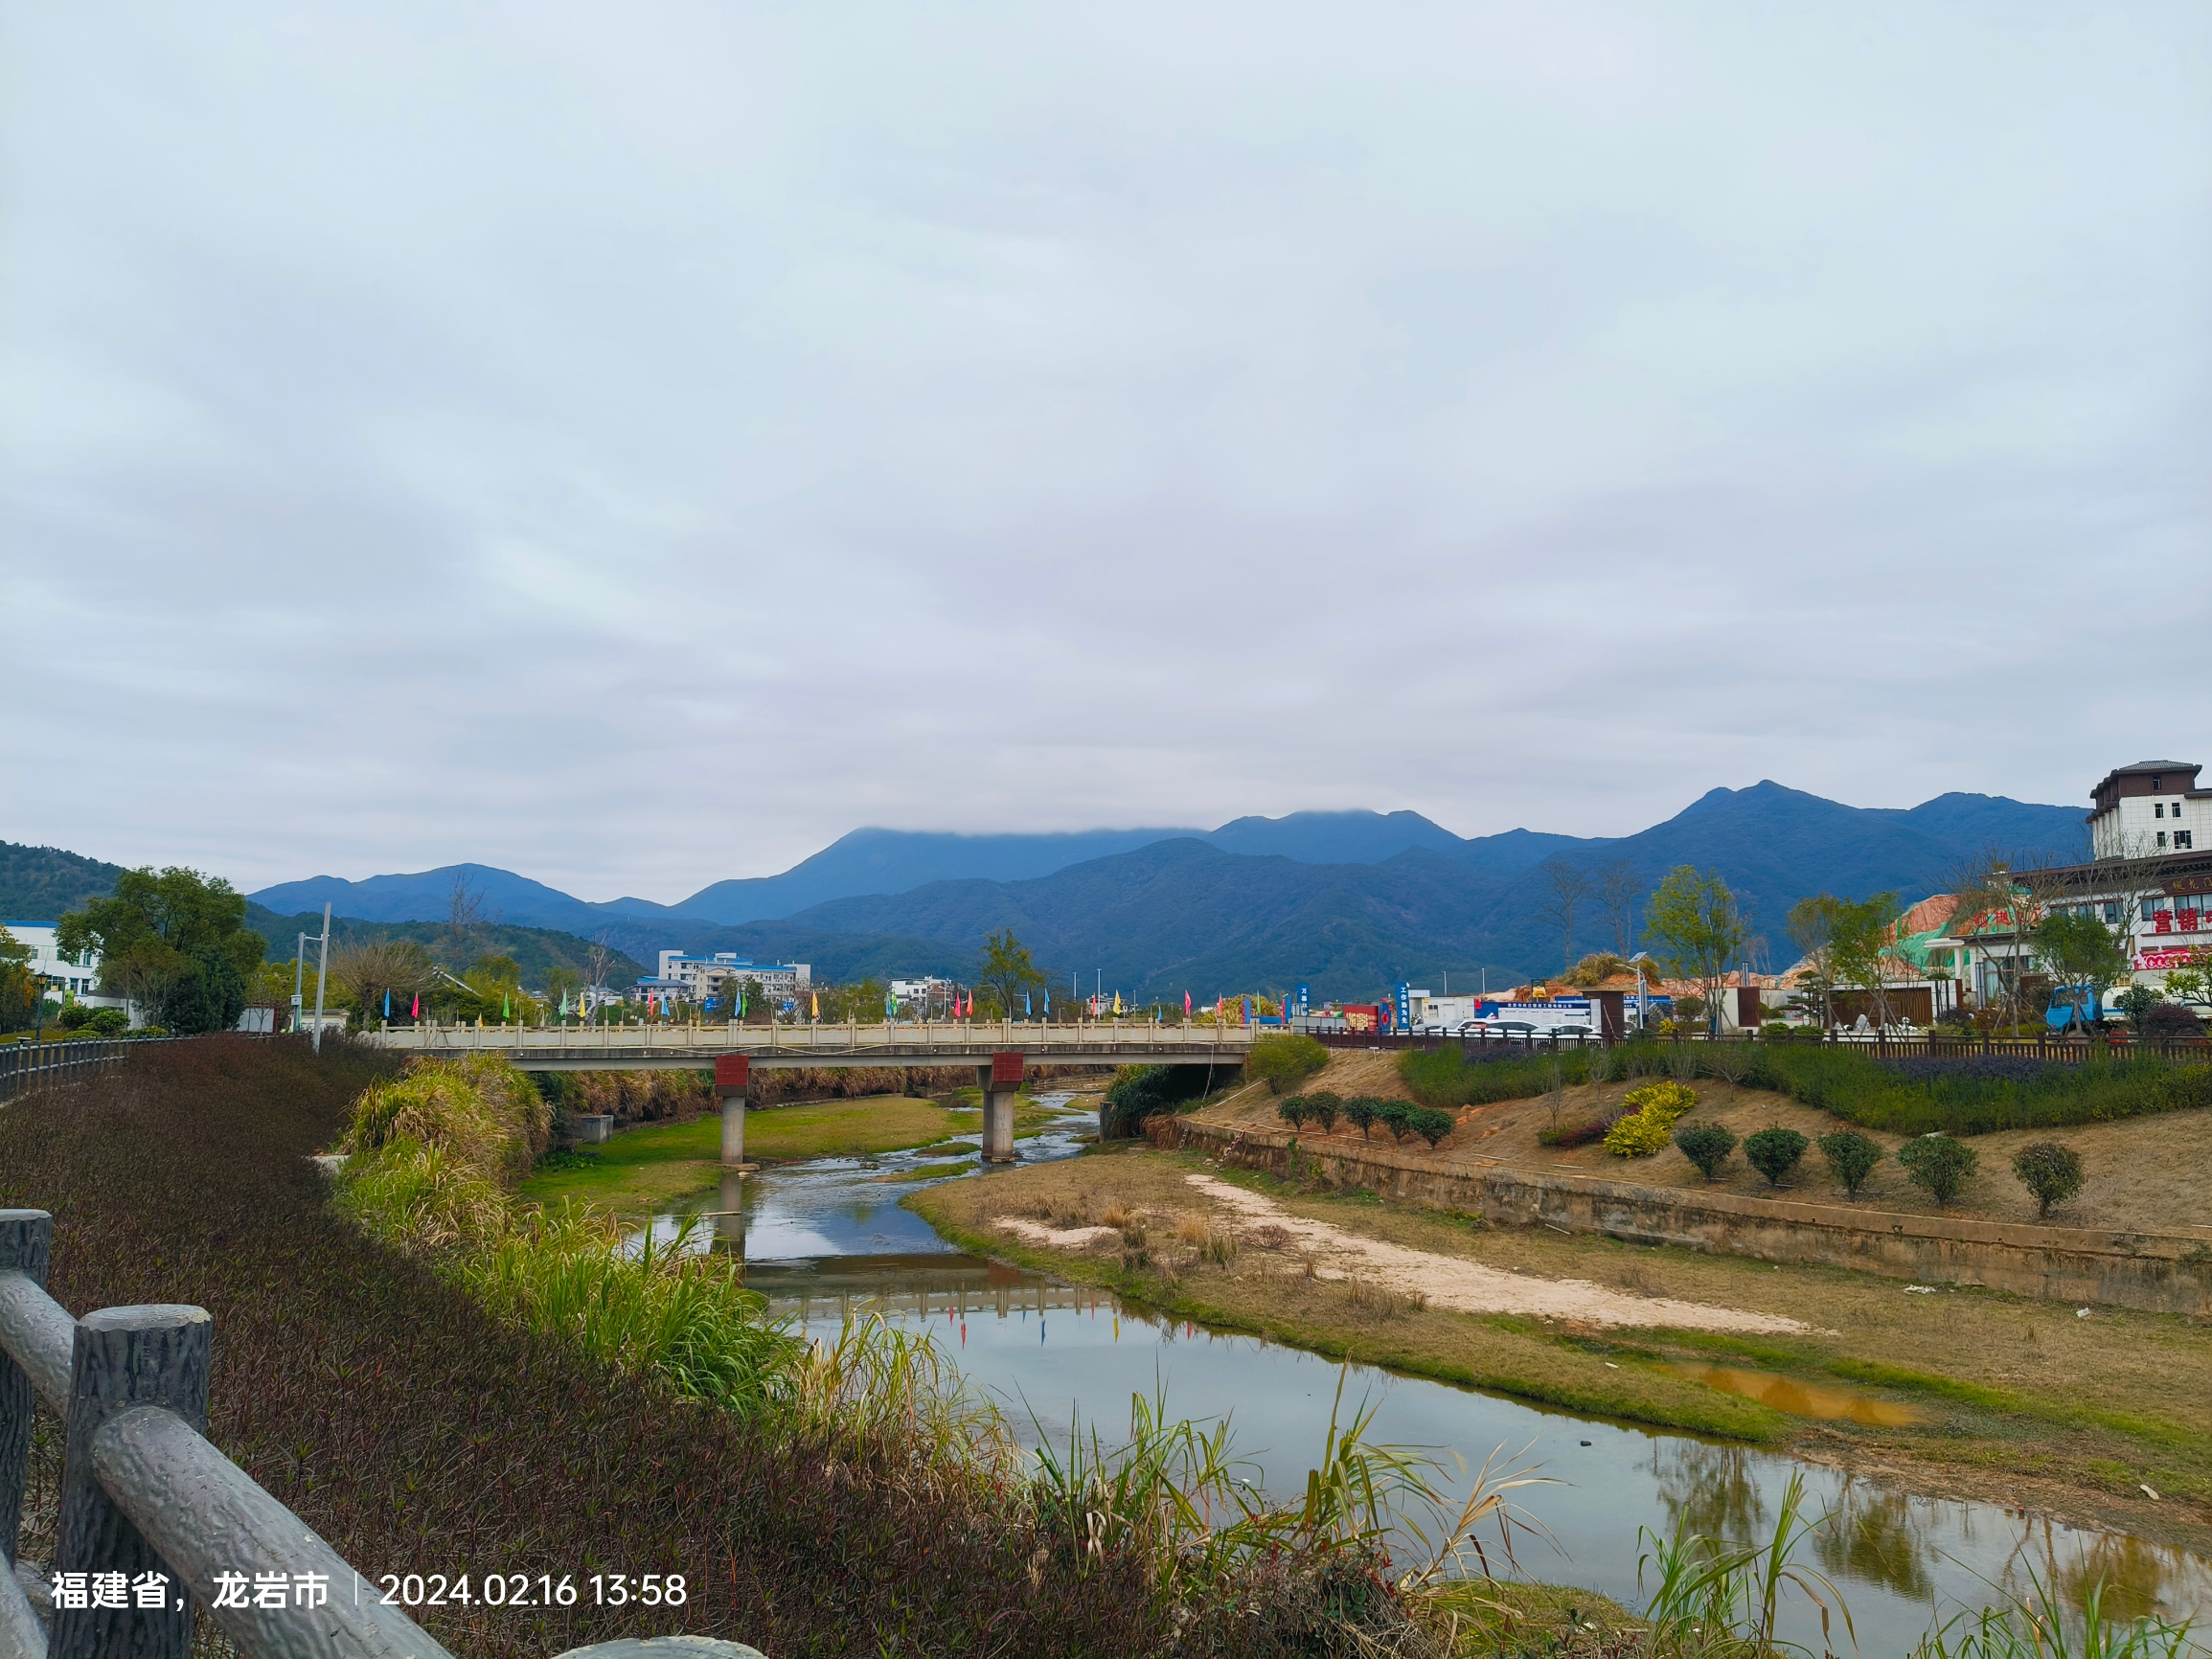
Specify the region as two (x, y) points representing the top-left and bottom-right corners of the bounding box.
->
(2139, 1002), (2205, 1041)
(1344, 1097), (1382, 1139)
(1673, 1122), (1738, 1180)
(1277, 1097), (1310, 1130)
(1899, 1133), (1977, 1206)
(1304, 1090), (1342, 1133)
(1817, 1129), (1881, 1198)
(1246, 1033), (1330, 1094)
(1744, 1126), (1809, 1188)
(1378, 1100), (1415, 1142)
(2011, 1140), (2084, 1219)
(1408, 1106), (1455, 1148)
(57, 1002), (95, 1030)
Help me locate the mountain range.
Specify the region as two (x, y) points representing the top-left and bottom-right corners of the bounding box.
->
(10, 783), (2089, 1001)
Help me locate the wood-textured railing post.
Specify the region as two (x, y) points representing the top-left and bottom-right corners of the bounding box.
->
(0, 1210), (52, 1566)
(52, 1307), (211, 1659)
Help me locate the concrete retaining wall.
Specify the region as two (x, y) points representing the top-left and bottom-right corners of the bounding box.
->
(1163, 1118), (2212, 1317)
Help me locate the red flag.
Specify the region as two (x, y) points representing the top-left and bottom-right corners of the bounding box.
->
(1183, 990), (1192, 1016)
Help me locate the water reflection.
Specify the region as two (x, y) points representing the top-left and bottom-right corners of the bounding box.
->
(1650, 1442), (1770, 1548)
(1663, 1361), (1925, 1427)
(621, 1093), (2210, 1649)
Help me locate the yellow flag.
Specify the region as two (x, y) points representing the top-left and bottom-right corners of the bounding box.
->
(810, 991), (819, 1018)
(1112, 990), (1123, 1014)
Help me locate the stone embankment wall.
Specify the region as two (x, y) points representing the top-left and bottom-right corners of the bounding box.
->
(1159, 1118), (2212, 1317)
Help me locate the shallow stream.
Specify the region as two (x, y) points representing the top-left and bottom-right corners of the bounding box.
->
(634, 1093), (2210, 1651)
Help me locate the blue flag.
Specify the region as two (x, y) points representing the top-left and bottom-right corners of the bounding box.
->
(383, 989), (391, 1019)
(1024, 988), (1033, 1017)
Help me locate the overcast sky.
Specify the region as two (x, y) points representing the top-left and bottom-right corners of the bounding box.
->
(5, 3), (2207, 901)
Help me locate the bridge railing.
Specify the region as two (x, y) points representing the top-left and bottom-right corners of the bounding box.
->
(362, 1020), (1261, 1055)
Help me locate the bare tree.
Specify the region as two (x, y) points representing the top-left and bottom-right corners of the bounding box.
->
(330, 939), (436, 1022)
(1534, 859), (1594, 971)
(583, 936), (622, 1024)
(1596, 859), (1638, 957)
(445, 873), (487, 966)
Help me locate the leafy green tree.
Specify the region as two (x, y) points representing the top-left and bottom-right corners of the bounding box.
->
(1898, 1134), (1977, 1206)
(1828, 892), (1903, 1027)
(1786, 895), (1842, 1029)
(1744, 1126), (1808, 1188)
(1277, 1097), (1310, 1129)
(1643, 867), (1749, 1034)
(57, 867), (265, 1034)
(1303, 1091), (1341, 1132)
(1817, 1129), (1881, 1198)
(2032, 910), (2132, 1029)
(1378, 1100), (1415, 1143)
(1674, 1122), (1738, 1181)
(1409, 1106), (1455, 1148)
(0, 925), (39, 1033)
(1344, 1097), (1381, 1140)
(2113, 985), (2160, 1033)
(2011, 1141), (2083, 1220)
(976, 929), (1046, 1019)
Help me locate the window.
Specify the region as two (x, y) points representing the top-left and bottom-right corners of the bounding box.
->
(2156, 803), (2166, 818)
(2180, 831), (2196, 850)
(2156, 832), (2168, 849)
(2104, 903), (2120, 923)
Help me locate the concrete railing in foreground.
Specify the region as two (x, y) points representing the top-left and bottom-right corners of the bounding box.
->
(0, 1211), (761, 1659)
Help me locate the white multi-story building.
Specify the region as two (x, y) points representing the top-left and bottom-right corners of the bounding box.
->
(2089, 761), (2208, 857)
(650, 951), (810, 1006)
(2, 920), (120, 1007)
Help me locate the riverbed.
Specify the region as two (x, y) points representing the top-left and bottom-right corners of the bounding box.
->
(634, 1093), (2212, 1651)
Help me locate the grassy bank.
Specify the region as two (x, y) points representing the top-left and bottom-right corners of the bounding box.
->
(911, 1145), (2212, 1545)
(1397, 1041), (2212, 1136)
(0, 1039), (1186, 1657)
(518, 1095), (960, 1209)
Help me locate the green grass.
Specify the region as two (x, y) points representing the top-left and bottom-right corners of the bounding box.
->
(518, 1095), (958, 1206)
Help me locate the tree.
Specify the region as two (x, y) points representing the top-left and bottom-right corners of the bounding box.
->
(1534, 860), (1594, 971)
(976, 929), (1046, 1019)
(0, 925), (40, 1033)
(1344, 1097), (1381, 1140)
(1303, 1091), (1341, 1133)
(1378, 1100), (1414, 1143)
(1744, 1126), (1808, 1188)
(1898, 1134), (1977, 1206)
(2030, 910), (2131, 1029)
(2011, 1142), (2083, 1220)
(1596, 860), (1639, 958)
(1643, 867), (1749, 1034)
(2163, 947), (2212, 1013)
(445, 874), (487, 966)
(1674, 1123), (1738, 1181)
(1277, 1098), (1310, 1129)
(1828, 892), (1903, 1028)
(57, 866), (265, 1034)
(1817, 1130), (1881, 1198)
(331, 940), (436, 1023)
(1409, 1106), (1455, 1148)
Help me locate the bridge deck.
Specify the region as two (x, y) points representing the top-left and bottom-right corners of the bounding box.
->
(359, 1021), (1258, 1071)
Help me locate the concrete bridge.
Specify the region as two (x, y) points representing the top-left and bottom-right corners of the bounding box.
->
(360, 1019), (1261, 1165)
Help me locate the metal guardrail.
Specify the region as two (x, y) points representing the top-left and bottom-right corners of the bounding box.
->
(0, 1212), (760, 1659)
(0, 1046), (128, 1106)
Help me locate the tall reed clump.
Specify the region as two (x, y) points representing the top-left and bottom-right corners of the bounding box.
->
(333, 1055), (810, 1416)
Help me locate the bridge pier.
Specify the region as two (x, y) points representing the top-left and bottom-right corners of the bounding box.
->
(978, 1051), (1023, 1163)
(717, 1055), (748, 1167)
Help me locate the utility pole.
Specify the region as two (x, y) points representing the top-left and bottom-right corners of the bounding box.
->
(310, 903), (331, 1055)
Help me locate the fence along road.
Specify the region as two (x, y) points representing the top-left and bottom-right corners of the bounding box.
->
(0, 1209), (764, 1659)
(360, 1020), (1261, 1072)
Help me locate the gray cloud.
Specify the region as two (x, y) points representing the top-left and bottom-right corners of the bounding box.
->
(4, 1), (2207, 898)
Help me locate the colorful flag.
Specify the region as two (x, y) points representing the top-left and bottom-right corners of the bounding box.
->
(1113, 990), (1123, 1014)
(383, 989), (391, 1019)
(411, 992), (421, 1019)
(503, 992), (511, 1019)
(1184, 990), (1192, 1016)
(811, 991), (819, 1018)
(1024, 988), (1033, 1017)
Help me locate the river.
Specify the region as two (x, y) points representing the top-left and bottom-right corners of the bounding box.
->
(633, 1093), (2211, 1652)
